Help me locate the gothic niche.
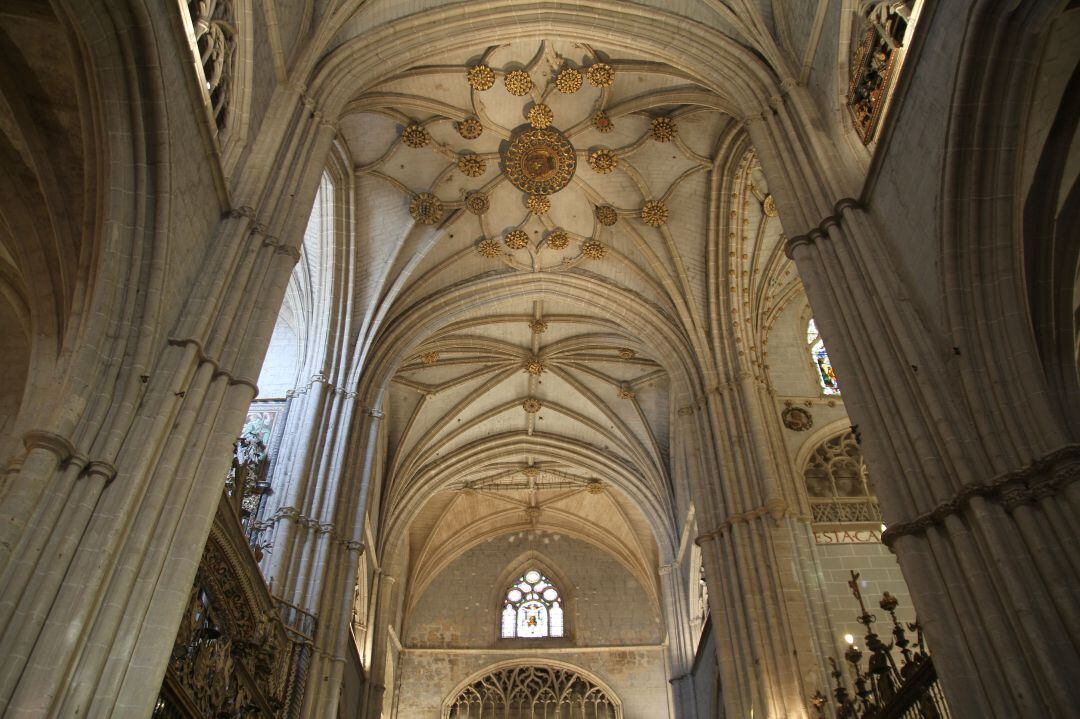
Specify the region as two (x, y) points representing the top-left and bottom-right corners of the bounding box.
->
(446, 664), (619, 719)
(847, 1), (914, 143)
(803, 430), (882, 525)
(187, 0), (237, 130)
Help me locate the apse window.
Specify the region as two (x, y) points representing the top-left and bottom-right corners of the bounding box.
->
(807, 319), (840, 396)
(500, 569), (564, 639)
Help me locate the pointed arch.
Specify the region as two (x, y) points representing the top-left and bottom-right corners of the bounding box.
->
(442, 659), (623, 719)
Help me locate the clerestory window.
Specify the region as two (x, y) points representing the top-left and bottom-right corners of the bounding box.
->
(807, 319), (840, 396)
(500, 569), (564, 639)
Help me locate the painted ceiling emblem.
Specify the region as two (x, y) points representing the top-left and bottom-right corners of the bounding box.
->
(617, 385), (637, 400)
(526, 194), (551, 215)
(592, 111), (614, 133)
(504, 229), (530, 250)
(782, 406), (813, 432)
(525, 359), (545, 375)
(420, 351), (440, 365)
(588, 148), (618, 174)
(457, 154), (486, 177)
(409, 193), (443, 225)
(476, 238), (502, 258)
(640, 200), (669, 227)
(465, 192), (490, 215)
(401, 123), (430, 148)
(555, 67), (583, 94)
(457, 117), (483, 139)
(467, 64), (496, 91)
(581, 240), (606, 259)
(529, 319), (549, 334)
(522, 398), (542, 413)
(595, 205), (618, 226)
(502, 128), (577, 195)
(618, 347), (636, 359)
(651, 116), (677, 142)
(504, 69), (533, 96)
(528, 103), (554, 129)
(545, 230), (569, 250)
(586, 62), (615, 88)
(763, 194), (778, 217)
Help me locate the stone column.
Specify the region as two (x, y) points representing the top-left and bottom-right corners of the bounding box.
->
(682, 382), (826, 719)
(658, 562), (699, 719)
(302, 407), (383, 719)
(363, 572), (398, 718)
(785, 208), (1080, 718)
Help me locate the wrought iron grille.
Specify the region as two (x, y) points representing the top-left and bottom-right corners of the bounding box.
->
(813, 570), (950, 719)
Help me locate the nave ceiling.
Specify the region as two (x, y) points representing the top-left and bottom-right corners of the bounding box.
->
(324, 37), (801, 598)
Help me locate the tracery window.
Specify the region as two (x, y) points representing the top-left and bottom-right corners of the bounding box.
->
(500, 569), (564, 639)
(807, 319), (841, 395)
(804, 430), (882, 524)
(447, 664), (618, 719)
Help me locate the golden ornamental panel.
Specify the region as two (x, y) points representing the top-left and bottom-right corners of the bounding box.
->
(465, 192), (490, 215)
(588, 148), (618, 174)
(586, 62), (615, 88)
(457, 154), (486, 177)
(504, 229), (530, 250)
(545, 230), (569, 250)
(651, 116), (677, 142)
(595, 205), (618, 226)
(501, 128), (577, 195)
(592, 111), (614, 133)
(457, 117), (483, 139)
(641, 200), (669, 227)
(555, 67), (583, 93)
(528, 104), (554, 129)
(526, 194), (551, 215)
(476, 238), (502, 257)
(401, 123), (430, 148)
(504, 69), (533, 96)
(467, 65), (496, 91)
(581, 240), (606, 259)
(410, 193), (443, 225)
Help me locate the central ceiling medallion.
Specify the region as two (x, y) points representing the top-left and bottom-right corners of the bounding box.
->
(502, 128), (577, 196)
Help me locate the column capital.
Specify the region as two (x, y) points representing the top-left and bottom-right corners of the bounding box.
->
(22, 429), (76, 462)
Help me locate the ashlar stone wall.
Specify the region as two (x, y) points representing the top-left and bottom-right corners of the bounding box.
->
(394, 534), (670, 717)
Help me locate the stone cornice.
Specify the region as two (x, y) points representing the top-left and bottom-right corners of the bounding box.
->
(167, 337), (260, 395)
(881, 444), (1080, 547)
(783, 197), (861, 259)
(694, 497), (803, 545)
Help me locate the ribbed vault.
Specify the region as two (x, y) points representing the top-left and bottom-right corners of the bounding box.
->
(335, 37), (794, 617)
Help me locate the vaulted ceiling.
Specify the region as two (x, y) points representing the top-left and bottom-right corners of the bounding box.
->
(333, 38), (796, 601)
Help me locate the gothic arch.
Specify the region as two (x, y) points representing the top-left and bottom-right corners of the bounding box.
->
(441, 659), (623, 719)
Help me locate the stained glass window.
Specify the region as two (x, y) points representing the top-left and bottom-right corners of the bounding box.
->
(500, 569), (564, 639)
(807, 319), (840, 396)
